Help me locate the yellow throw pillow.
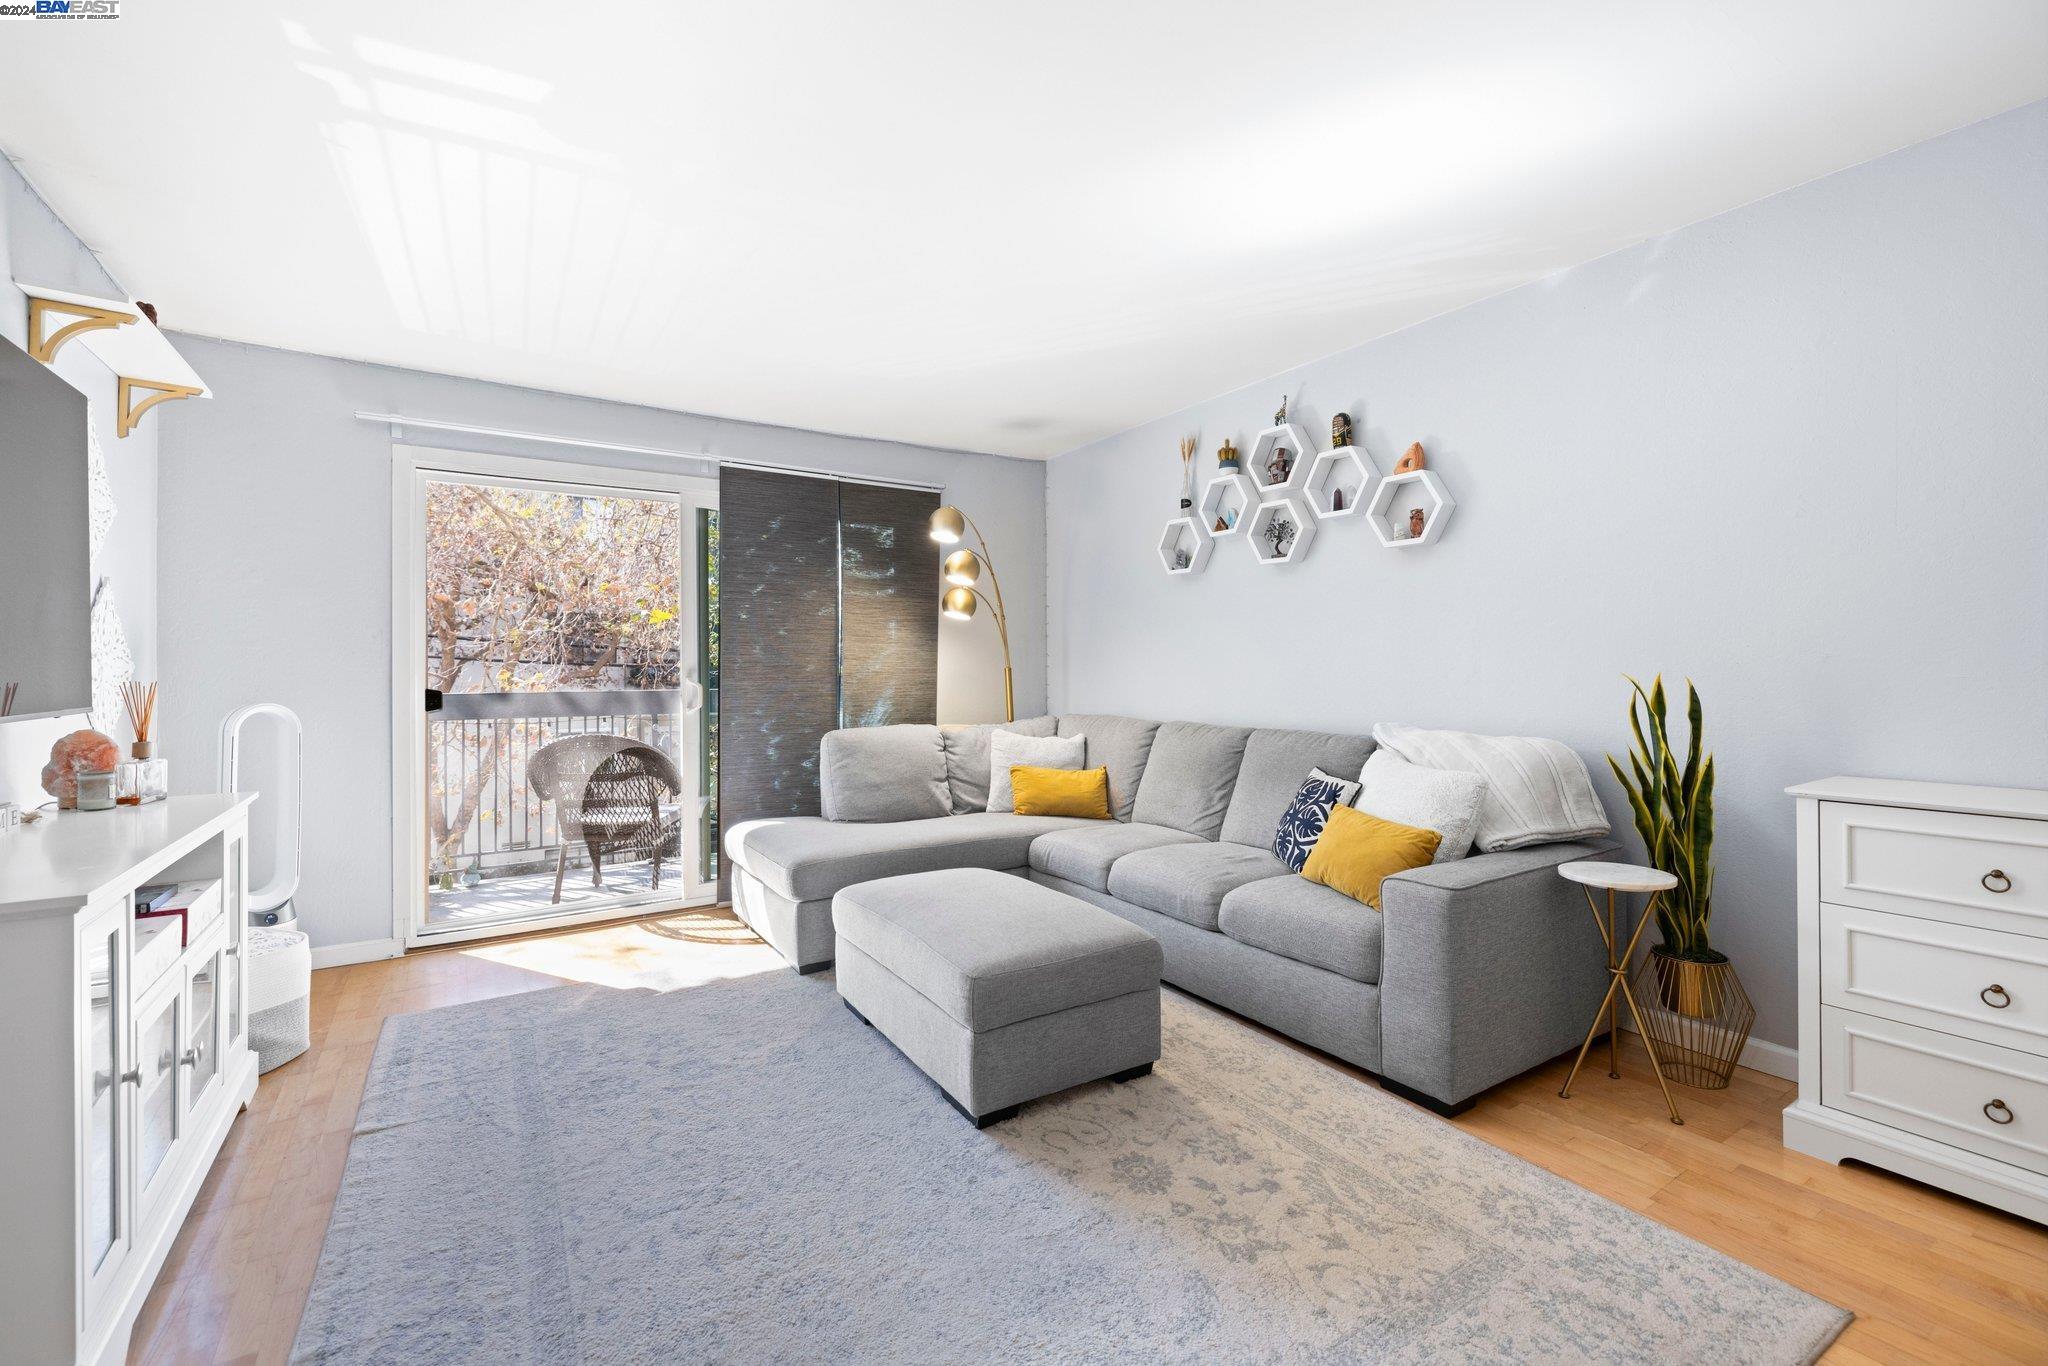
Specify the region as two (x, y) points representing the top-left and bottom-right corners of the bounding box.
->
(1010, 764), (1112, 820)
(1301, 805), (1442, 909)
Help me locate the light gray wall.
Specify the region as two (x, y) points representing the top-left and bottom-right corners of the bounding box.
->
(1045, 100), (2048, 1052)
(0, 156), (158, 808)
(157, 338), (1046, 955)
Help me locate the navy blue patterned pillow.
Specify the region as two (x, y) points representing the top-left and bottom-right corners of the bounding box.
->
(1273, 767), (1363, 872)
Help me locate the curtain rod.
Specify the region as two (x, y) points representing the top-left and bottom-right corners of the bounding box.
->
(355, 411), (947, 493)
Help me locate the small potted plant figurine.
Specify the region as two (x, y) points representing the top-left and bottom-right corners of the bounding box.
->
(1608, 675), (1755, 1089)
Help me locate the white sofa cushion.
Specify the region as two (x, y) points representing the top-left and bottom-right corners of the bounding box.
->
(1370, 724), (1610, 853)
(988, 730), (1086, 813)
(1354, 751), (1487, 863)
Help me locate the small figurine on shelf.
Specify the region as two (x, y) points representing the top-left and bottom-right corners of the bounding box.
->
(1178, 435), (1197, 510)
(1394, 441), (1426, 474)
(1173, 547), (1191, 571)
(1214, 515), (1229, 533)
(1264, 444), (1293, 487)
(1273, 394), (1289, 426)
(1217, 437), (1241, 472)
(1264, 515), (1296, 559)
(1331, 486), (1347, 512)
(1409, 507), (1427, 539)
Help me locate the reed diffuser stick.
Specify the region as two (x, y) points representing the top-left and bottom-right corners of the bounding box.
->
(1178, 435), (1197, 509)
(1, 681), (16, 717)
(120, 680), (158, 759)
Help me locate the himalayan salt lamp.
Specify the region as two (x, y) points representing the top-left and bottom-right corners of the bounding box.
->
(41, 729), (120, 810)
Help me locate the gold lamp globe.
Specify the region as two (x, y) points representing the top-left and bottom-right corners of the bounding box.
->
(928, 505), (967, 545)
(942, 549), (982, 587)
(941, 586), (977, 620)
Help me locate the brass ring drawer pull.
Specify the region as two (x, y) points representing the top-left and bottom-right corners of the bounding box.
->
(1982, 869), (2012, 893)
(1984, 1099), (2014, 1125)
(1981, 984), (2012, 1009)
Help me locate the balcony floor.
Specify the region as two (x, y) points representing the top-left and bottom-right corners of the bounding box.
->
(425, 859), (700, 929)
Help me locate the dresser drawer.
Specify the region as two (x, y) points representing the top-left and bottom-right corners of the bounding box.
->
(1822, 1007), (2048, 1176)
(1821, 802), (2048, 938)
(1822, 903), (2048, 1056)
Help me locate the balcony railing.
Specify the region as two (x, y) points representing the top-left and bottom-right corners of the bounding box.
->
(427, 688), (713, 884)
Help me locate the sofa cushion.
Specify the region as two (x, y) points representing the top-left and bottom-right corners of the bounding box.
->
(940, 716), (1059, 813)
(819, 725), (950, 822)
(833, 869), (1162, 1031)
(988, 730), (1086, 812)
(1355, 750), (1487, 863)
(1218, 874), (1384, 984)
(1219, 727), (1378, 848)
(1106, 841), (1290, 931)
(1028, 821), (1203, 892)
(1055, 714), (1161, 822)
(1130, 721), (1254, 839)
(724, 812), (1096, 903)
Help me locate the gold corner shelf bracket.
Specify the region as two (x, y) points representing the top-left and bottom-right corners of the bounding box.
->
(118, 377), (205, 438)
(28, 295), (136, 364)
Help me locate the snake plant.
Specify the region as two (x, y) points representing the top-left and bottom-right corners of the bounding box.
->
(1607, 676), (1721, 962)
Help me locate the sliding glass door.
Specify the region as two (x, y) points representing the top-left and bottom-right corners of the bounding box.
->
(396, 448), (717, 945)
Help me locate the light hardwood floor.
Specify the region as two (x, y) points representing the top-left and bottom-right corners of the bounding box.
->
(130, 908), (2048, 1365)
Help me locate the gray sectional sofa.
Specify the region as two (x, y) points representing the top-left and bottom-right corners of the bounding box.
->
(724, 714), (1618, 1114)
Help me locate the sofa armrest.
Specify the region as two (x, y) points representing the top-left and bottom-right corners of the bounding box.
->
(1376, 840), (1620, 1108)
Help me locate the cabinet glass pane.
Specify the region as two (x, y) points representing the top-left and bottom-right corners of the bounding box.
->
(227, 841), (244, 1047)
(188, 954), (219, 1104)
(139, 991), (179, 1191)
(85, 924), (119, 1273)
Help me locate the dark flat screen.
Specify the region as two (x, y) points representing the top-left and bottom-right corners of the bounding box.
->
(0, 332), (91, 721)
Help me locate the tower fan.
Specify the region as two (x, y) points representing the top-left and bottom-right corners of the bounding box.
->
(219, 703), (303, 928)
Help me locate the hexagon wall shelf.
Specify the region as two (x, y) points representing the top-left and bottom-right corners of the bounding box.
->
(1305, 446), (1372, 519)
(1197, 470), (1257, 537)
(1247, 496), (1317, 566)
(1246, 423), (1315, 496)
(1157, 516), (1212, 576)
(1366, 469), (1456, 548)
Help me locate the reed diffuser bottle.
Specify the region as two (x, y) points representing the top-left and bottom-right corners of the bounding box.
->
(116, 681), (168, 804)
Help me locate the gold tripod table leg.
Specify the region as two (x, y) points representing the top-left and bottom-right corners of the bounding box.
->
(1616, 971), (1685, 1125)
(1559, 971), (1624, 1101)
(1606, 890), (1620, 1080)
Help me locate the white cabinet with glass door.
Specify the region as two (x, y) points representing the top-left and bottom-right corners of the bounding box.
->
(0, 795), (257, 1366)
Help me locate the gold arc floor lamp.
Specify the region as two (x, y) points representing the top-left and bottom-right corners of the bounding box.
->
(929, 505), (1015, 722)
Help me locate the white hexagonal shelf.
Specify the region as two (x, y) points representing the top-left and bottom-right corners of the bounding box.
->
(1305, 446), (1373, 518)
(1366, 469), (1456, 548)
(1197, 470), (1257, 537)
(1157, 516), (1212, 576)
(1247, 423), (1315, 495)
(1247, 495), (1317, 566)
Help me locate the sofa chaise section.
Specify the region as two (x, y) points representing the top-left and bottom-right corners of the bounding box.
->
(725, 812), (1095, 971)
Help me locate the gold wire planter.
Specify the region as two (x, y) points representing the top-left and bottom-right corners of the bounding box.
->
(1631, 951), (1756, 1090)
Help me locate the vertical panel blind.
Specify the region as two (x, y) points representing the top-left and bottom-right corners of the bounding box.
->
(716, 468), (938, 892)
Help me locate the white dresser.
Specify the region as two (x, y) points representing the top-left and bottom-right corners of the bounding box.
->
(1786, 777), (2048, 1223)
(0, 795), (258, 1365)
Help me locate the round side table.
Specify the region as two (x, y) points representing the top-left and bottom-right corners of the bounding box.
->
(1556, 860), (1685, 1125)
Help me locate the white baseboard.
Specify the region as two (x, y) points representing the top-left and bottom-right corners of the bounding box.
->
(1617, 1018), (1798, 1081)
(311, 937), (404, 969)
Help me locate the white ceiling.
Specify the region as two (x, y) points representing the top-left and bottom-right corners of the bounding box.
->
(4, 3), (2044, 458)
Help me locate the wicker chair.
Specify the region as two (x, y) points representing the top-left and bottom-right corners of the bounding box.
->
(527, 735), (684, 905)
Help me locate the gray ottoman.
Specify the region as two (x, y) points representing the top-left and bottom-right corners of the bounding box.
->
(833, 868), (1163, 1127)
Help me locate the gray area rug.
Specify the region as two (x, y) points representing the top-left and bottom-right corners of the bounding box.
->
(293, 972), (1850, 1364)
